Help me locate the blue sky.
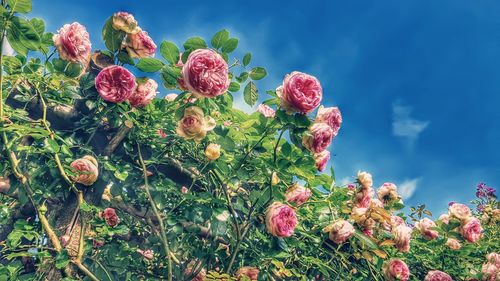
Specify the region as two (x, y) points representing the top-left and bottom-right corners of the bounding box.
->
(30, 0), (500, 215)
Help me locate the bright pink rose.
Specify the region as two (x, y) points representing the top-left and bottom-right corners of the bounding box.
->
(124, 30), (157, 58)
(181, 49), (230, 98)
(277, 71), (322, 114)
(424, 270), (452, 281)
(101, 208), (119, 227)
(448, 203), (472, 221)
(446, 238), (461, 250)
(383, 259), (410, 281)
(112, 12), (140, 34)
(70, 155), (98, 186)
(415, 218), (439, 240)
(315, 106), (342, 135)
(481, 263), (498, 281)
(257, 104), (276, 118)
(377, 182), (399, 204)
(265, 202), (297, 237)
(486, 253), (500, 267)
(438, 214), (450, 225)
(460, 217), (482, 243)
(136, 249), (154, 260)
(95, 65), (137, 103)
(53, 22), (91, 64)
(314, 150), (330, 172)
(235, 266), (260, 281)
(128, 78), (158, 107)
(302, 123), (334, 153)
(392, 224), (412, 253)
(285, 183), (312, 206)
(328, 219), (355, 244)
(165, 93), (178, 101)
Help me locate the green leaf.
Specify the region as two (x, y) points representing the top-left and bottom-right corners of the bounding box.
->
(117, 50), (135, 65)
(183, 36), (207, 51)
(45, 138), (60, 153)
(102, 16), (125, 53)
(354, 230), (379, 250)
(221, 38), (238, 53)
(228, 82), (240, 92)
(55, 251), (70, 269)
(249, 67), (267, 80)
(7, 16), (40, 55)
(243, 81), (258, 107)
(7, 0), (32, 13)
(211, 29), (229, 49)
(242, 53), (252, 66)
(65, 62), (83, 78)
(160, 41), (180, 64)
(136, 58), (164, 72)
(161, 66), (181, 89)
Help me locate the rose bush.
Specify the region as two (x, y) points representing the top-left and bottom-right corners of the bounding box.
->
(0, 2), (498, 281)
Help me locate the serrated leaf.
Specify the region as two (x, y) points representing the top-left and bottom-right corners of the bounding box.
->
(183, 37), (207, 50)
(160, 41), (180, 64)
(221, 38), (238, 53)
(249, 67), (267, 80)
(243, 53), (251, 66)
(243, 81), (258, 106)
(102, 16), (125, 52)
(136, 58), (164, 72)
(211, 29), (229, 49)
(7, 0), (32, 13)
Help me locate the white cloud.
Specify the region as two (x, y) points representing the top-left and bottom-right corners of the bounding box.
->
(338, 176), (352, 186)
(2, 37), (15, 56)
(392, 101), (429, 149)
(399, 178), (420, 200)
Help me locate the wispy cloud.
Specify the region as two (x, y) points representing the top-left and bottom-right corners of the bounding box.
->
(392, 101), (429, 150)
(399, 178), (420, 200)
(2, 37), (15, 56)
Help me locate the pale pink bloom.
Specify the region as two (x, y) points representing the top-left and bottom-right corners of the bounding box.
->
(371, 198), (384, 209)
(302, 123), (334, 153)
(377, 182), (399, 204)
(481, 263), (498, 281)
(392, 224), (412, 253)
(460, 217), (483, 243)
(53, 22), (91, 64)
(486, 253), (500, 267)
(383, 259), (410, 281)
(445, 238), (461, 250)
(101, 208), (119, 227)
(328, 219), (355, 244)
(415, 218), (439, 240)
(176, 106), (216, 143)
(157, 128), (167, 138)
(70, 155), (99, 186)
(128, 78), (157, 107)
(112, 12), (140, 34)
(276, 71), (322, 114)
(351, 206), (368, 217)
(181, 49), (229, 98)
(357, 171), (373, 189)
(181, 186), (188, 194)
(136, 249), (154, 260)
(164, 93), (178, 101)
(265, 202), (298, 237)
(257, 104), (276, 118)
(285, 183), (312, 206)
(438, 214), (450, 225)
(235, 266), (259, 281)
(123, 31), (157, 58)
(448, 203), (472, 221)
(315, 106), (342, 136)
(95, 65), (137, 103)
(391, 216), (406, 227)
(314, 150), (330, 172)
(424, 270), (452, 281)
(223, 120), (232, 127)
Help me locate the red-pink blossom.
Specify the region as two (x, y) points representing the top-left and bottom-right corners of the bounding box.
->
(123, 30), (157, 58)
(277, 71), (322, 114)
(265, 202), (297, 237)
(95, 65), (137, 103)
(70, 155), (98, 186)
(460, 217), (482, 243)
(424, 270), (452, 281)
(101, 208), (120, 227)
(302, 123), (334, 153)
(383, 259), (410, 281)
(128, 78), (158, 107)
(285, 183), (312, 206)
(315, 106), (342, 135)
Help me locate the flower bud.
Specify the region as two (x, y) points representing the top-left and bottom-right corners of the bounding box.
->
(205, 143), (221, 161)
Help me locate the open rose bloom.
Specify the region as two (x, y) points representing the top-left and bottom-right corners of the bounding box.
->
(124, 30), (157, 58)
(265, 202), (297, 237)
(302, 122), (334, 153)
(448, 203), (472, 221)
(128, 78), (158, 107)
(424, 270), (452, 281)
(112, 12), (140, 34)
(285, 183), (312, 206)
(181, 49), (230, 98)
(460, 217), (483, 243)
(101, 208), (120, 227)
(176, 106), (216, 143)
(377, 182), (399, 204)
(70, 155), (99, 186)
(315, 105), (342, 135)
(235, 266), (259, 281)
(415, 218), (439, 240)
(96, 65), (137, 103)
(383, 259), (410, 281)
(277, 71), (322, 114)
(446, 238), (461, 250)
(53, 22), (91, 64)
(392, 224), (412, 253)
(205, 143), (221, 161)
(327, 219), (355, 244)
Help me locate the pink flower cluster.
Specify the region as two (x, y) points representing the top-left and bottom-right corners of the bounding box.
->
(447, 203), (483, 243)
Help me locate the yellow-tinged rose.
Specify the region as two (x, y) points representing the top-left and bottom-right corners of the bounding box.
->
(205, 143), (221, 161)
(176, 106), (216, 143)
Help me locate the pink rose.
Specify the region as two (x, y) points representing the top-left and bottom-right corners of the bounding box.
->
(445, 238), (461, 250)
(181, 186), (188, 194)
(357, 171), (373, 189)
(265, 202), (298, 237)
(481, 263), (498, 281)
(391, 216), (406, 227)
(276, 71), (322, 114)
(392, 224), (412, 253)
(355, 187), (374, 208)
(101, 208), (120, 227)
(181, 49), (230, 98)
(157, 128), (167, 138)
(448, 203), (472, 221)
(314, 150), (330, 172)
(184, 262), (206, 281)
(70, 155), (99, 186)
(128, 78), (158, 107)
(302, 123), (334, 153)
(123, 30), (157, 58)
(95, 65), (137, 103)
(176, 106), (216, 143)
(112, 12), (140, 34)
(438, 214), (450, 225)
(53, 22), (91, 64)
(460, 217), (482, 243)
(315, 106), (342, 135)
(257, 104), (276, 118)
(285, 183), (312, 206)
(164, 93), (178, 102)
(235, 266), (260, 281)
(415, 218), (439, 240)
(328, 219), (355, 244)
(136, 249), (154, 260)
(424, 270), (452, 281)
(486, 253), (500, 267)
(377, 182), (399, 204)
(363, 228), (374, 237)
(383, 259), (410, 281)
